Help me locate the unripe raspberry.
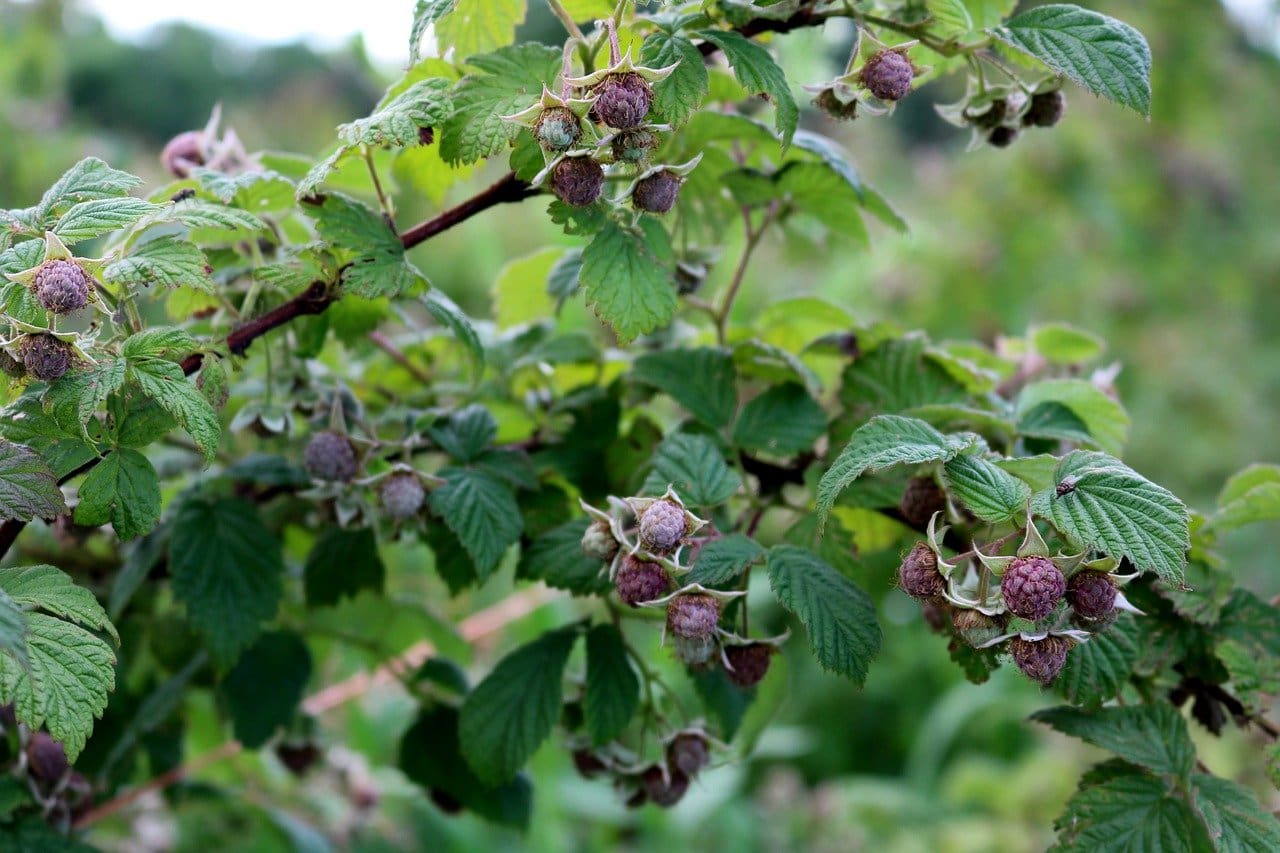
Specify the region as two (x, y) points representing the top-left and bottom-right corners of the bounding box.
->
(161, 130), (206, 178)
(580, 519), (619, 562)
(1000, 556), (1066, 621)
(615, 555), (670, 606)
(551, 157), (604, 207)
(899, 476), (946, 528)
(638, 499), (686, 553)
(34, 259), (91, 314)
(591, 73), (653, 130)
(899, 542), (945, 599)
(1023, 90), (1066, 128)
(611, 128), (658, 163)
(0, 349), (24, 378)
(632, 171), (681, 214)
(534, 107), (582, 151)
(813, 87), (858, 121)
(1067, 571), (1117, 620)
(860, 50), (914, 102)
(572, 749), (607, 779)
(673, 633), (717, 668)
(667, 594), (719, 639)
(304, 430), (359, 482)
(20, 334), (72, 382)
(724, 643), (773, 688)
(1010, 635), (1073, 685)
(666, 732), (710, 777)
(26, 732), (69, 783)
(987, 125), (1019, 148)
(951, 607), (1006, 648)
(641, 765), (689, 807)
(380, 473), (426, 520)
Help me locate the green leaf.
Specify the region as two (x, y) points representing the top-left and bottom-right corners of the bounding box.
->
(1031, 323), (1105, 364)
(1214, 590), (1280, 714)
(428, 404), (497, 463)
(583, 624), (639, 746)
(459, 626), (578, 784)
(435, 0), (526, 61)
(410, 0), (460, 64)
(399, 706), (532, 830)
(36, 158), (143, 223)
(1052, 761), (1212, 852)
(104, 235), (215, 292)
(1038, 451), (1189, 584)
(515, 518), (611, 596)
(129, 359), (221, 465)
(632, 347), (737, 429)
(0, 591), (27, 664)
(45, 359), (127, 437)
(641, 32), (708, 126)
(310, 193), (421, 298)
(440, 43), (559, 165)
(169, 497), (285, 667)
(733, 383), (827, 456)
(1031, 704), (1195, 778)
(696, 30), (798, 147)
(690, 667), (754, 740)
(0, 440), (67, 522)
(927, 0), (975, 35)
(766, 545), (881, 684)
(0, 564), (117, 643)
(424, 290), (485, 378)
(1055, 613), (1138, 707)
(579, 218), (677, 344)
(818, 415), (977, 522)
(1017, 401), (1095, 446)
(775, 161), (868, 246)
(303, 527), (386, 607)
(643, 432), (741, 507)
(992, 4), (1152, 116)
(430, 467), (522, 580)
(839, 336), (968, 417)
(220, 630), (312, 749)
(122, 327), (199, 362)
(1218, 463), (1280, 506)
(1017, 379), (1129, 454)
(53, 197), (160, 242)
(1190, 773), (1280, 853)
(0, 815), (99, 850)
(73, 449), (161, 541)
(686, 534), (765, 587)
(942, 453), (1031, 523)
(163, 200), (265, 236)
(1212, 464), (1280, 532)
(338, 78), (453, 147)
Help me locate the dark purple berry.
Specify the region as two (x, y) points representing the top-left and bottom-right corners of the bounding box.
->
(632, 171), (681, 214)
(641, 765), (689, 807)
(899, 476), (947, 528)
(304, 430), (358, 482)
(1000, 556), (1066, 621)
(1067, 571), (1117, 620)
(666, 732), (710, 778)
(1010, 635), (1072, 685)
(615, 555), (670, 606)
(1023, 90), (1066, 128)
(534, 107), (582, 151)
(275, 742), (321, 777)
(591, 73), (653, 130)
(417, 126), (435, 146)
(550, 157), (604, 207)
(988, 125), (1019, 148)
(899, 542), (945, 599)
(34, 259), (91, 314)
(860, 50), (914, 102)
(20, 334), (71, 381)
(971, 98), (1008, 130)
(638, 499), (686, 553)
(611, 128), (658, 163)
(724, 643), (773, 688)
(380, 473), (425, 520)
(26, 732), (69, 783)
(667, 594), (719, 639)
(572, 749), (607, 779)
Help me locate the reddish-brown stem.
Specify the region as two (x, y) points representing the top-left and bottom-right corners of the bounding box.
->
(399, 171), (535, 250)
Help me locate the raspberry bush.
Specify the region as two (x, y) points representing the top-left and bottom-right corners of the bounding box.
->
(0, 1), (1276, 848)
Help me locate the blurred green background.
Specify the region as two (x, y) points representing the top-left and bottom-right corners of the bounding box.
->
(1, 0), (1277, 850)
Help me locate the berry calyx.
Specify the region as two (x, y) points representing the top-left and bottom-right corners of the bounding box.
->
(860, 50), (915, 102)
(380, 473), (426, 520)
(304, 430), (359, 482)
(632, 171), (681, 214)
(1023, 90), (1066, 128)
(638, 499), (686, 553)
(0, 349), (25, 378)
(987, 125), (1019, 148)
(26, 732), (69, 783)
(813, 87), (859, 121)
(615, 555), (670, 606)
(581, 519), (619, 562)
(550, 157), (605, 207)
(33, 259), (91, 314)
(20, 334), (72, 382)
(1067, 571), (1117, 620)
(666, 732), (710, 777)
(723, 643), (774, 688)
(641, 765), (689, 807)
(1000, 556), (1066, 621)
(1010, 635), (1073, 685)
(534, 107), (582, 152)
(611, 128), (659, 163)
(666, 593), (720, 639)
(899, 542), (945, 599)
(591, 73), (653, 130)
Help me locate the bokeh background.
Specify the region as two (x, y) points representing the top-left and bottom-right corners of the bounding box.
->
(1, 0), (1277, 849)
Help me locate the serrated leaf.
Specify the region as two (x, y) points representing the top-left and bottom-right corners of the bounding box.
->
(697, 30), (798, 147)
(928, 0), (974, 35)
(424, 289), (484, 378)
(584, 624), (638, 746)
(53, 197), (161, 242)
(435, 0), (526, 61)
(1052, 762), (1212, 852)
(580, 218), (677, 344)
(428, 404), (497, 463)
(73, 449), (161, 541)
(169, 497), (284, 667)
(339, 78), (453, 147)
(1018, 401), (1096, 446)
(1017, 379), (1129, 454)
(1055, 612), (1138, 706)
(303, 527), (385, 607)
(515, 518), (611, 596)
(220, 630), (312, 749)
(430, 467), (522, 580)
(643, 432), (741, 507)
(1190, 773), (1280, 853)
(818, 415), (978, 522)
(0, 591), (27, 664)
(992, 4), (1152, 116)
(943, 453), (1031, 523)
(632, 347), (737, 429)
(839, 335), (969, 417)
(104, 236), (215, 292)
(410, 0), (460, 64)
(36, 158), (143, 223)
(164, 201), (265, 237)
(1039, 451), (1189, 584)
(1212, 469), (1280, 532)
(1032, 704), (1195, 778)
(776, 161), (868, 246)
(641, 32), (708, 126)
(440, 43), (559, 165)
(1214, 590), (1280, 714)
(129, 359), (221, 465)
(686, 534), (765, 587)
(766, 545), (881, 684)
(0, 564), (117, 642)
(44, 359), (126, 437)
(122, 327), (198, 362)
(0, 440), (67, 522)
(310, 193), (421, 298)
(733, 383), (827, 456)
(459, 626), (578, 784)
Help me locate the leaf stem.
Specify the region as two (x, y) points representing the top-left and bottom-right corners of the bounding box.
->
(362, 146), (395, 220)
(714, 203), (777, 345)
(546, 0), (586, 42)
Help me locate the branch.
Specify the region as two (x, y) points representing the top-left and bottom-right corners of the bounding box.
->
(399, 171), (535, 250)
(697, 7), (834, 56)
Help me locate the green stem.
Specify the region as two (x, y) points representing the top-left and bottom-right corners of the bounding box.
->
(547, 0), (586, 42)
(362, 146), (395, 220)
(715, 203), (777, 345)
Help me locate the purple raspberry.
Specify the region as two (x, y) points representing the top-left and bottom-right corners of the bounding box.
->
(638, 499), (686, 553)
(611, 128), (658, 163)
(380, 473), (425, 520)
(666, 732), (710, 777)
(581, 519), (619, 562)
(534, 107), (582, 152)
(34, 259), (91, 314)
(20, 334), (71, 381)
(1010, 635), (1073, 685)
(641, 765), (689, 807)
(591, 73), (653, 130)
(1067, 571), (1117, 620)
(615, 555), (670, 606)
(1000, 556), (1066, 621)
(860, 50), (914, 102)
(667, 594), (719, 639)
(632, 171), (681, 214)
(550, 157), (604, 207)
(724, 643), (773, 688)
(1023, 90), (1066, 128)
(161, 130), (206, 178)
(988, 126), (1020, 148)
(26, 732), (68, 783)
(304, 430), (358, 482)
(971, 98), (1009, 130)
(899, 476), (947, 528)
(899, 542), (945, 599)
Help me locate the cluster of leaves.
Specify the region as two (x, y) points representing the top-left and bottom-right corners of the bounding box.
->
(0, 0), (1274, 848)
